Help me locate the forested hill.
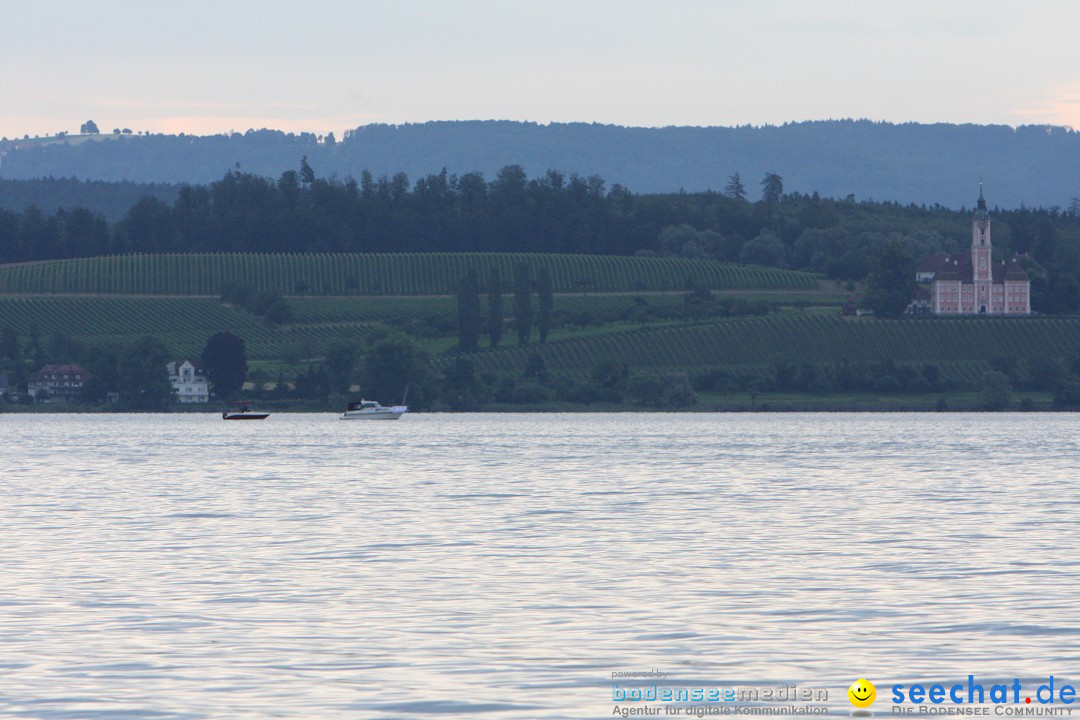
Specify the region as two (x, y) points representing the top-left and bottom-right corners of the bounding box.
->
(2, 120), (1080, 209)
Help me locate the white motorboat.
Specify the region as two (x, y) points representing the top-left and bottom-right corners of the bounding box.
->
(340, 399), (407, 420)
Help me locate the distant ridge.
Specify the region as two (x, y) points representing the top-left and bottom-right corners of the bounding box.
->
(2, 120), (1079, 208)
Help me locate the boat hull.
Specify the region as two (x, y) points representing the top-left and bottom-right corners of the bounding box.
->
(340, 400), (407, 420)
(223, 412), (270, 420)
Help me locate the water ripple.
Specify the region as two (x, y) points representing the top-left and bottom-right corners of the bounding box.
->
(2, 413), (1079, 718)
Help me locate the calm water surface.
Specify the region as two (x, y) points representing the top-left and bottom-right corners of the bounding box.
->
(2, 413), (1079, 719)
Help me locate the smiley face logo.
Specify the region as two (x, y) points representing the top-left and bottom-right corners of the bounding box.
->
(848, 678), (876, 708)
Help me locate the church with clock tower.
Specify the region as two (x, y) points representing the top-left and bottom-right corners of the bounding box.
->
(912, 188), (1031, 315)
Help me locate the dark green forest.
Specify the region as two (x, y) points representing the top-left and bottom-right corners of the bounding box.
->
(3, 162), (1080, 312)
(0, 177), (178, 220)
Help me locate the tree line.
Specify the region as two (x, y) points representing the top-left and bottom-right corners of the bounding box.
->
(3, 162), (1080, 312)
(5, 121), (1080, 208)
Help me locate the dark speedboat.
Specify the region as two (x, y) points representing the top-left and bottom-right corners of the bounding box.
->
(222, 401), (270, 420)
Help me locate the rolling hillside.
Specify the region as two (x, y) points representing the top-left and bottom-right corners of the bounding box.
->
(4, 121), (1080, 207)
(0, 254), (830, 364)
(4, 253), (1075, 397)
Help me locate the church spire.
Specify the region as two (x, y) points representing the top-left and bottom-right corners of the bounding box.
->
(972, 181), (992, 287)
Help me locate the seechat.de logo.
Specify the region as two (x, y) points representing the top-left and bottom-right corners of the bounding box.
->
(849, 679), (877, 709)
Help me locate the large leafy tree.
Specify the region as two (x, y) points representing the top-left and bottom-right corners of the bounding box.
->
(441, 356), (484, 411)
(361, 335), (428, 405)
(323, 340), (357, 393)
(200, 331), (248, 398)
(739, 229), (787, 267)
(861, 241), (916, 317)
(0, 325), (19, 364)
(119, 335), (174, 410)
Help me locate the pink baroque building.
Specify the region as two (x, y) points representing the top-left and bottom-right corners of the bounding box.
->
(912, 189), (1031, 315)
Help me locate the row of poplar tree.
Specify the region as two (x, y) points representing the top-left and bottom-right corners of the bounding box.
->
(456, 263), (554, 352)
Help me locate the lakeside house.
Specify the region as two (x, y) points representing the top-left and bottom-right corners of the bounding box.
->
(26, 363), (92, 401)
(912, 188), (1031, 315)
(167, 360), (209, 403)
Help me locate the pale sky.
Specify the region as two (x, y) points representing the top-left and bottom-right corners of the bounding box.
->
(2, 0), (1079, 139)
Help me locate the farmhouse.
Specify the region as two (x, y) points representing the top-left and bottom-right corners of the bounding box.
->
(27, 363), (92, 401)
(167, 359), (209, 403)
(912, 188), (1031, 315)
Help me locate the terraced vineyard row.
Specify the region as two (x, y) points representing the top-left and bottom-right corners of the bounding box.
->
(288, 294), (698, 324)
(0, 253), (820, 295)
(463, 315), (1080, 380)
(0, 297), (381, 360)
(0, 297), (258, 339)
(724, 359), (1007, 386)
(287, 290), (840, 325)
(290, 296), (457, 323)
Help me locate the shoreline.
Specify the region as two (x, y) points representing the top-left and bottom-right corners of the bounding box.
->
(0, 398), (1066, 414)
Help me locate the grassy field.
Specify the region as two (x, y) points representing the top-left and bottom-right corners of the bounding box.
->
(0, 292), (788, 362)
(0, 296), (381, 361)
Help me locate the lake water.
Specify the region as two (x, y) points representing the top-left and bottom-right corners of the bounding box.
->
(2, 413), (1079, 719)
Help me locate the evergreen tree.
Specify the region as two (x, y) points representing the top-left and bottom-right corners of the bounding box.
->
(724, 172), (747, 201)
(487, 266), (503, 348)
(537, 266), (553, 343)
(761, 172), (784, 215)
(456, 268), (482, 352)
(513, 263), (533, 345)
(299, 156), (316, 186)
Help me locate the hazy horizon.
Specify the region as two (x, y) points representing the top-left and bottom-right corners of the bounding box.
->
(8, 116), (1080, 144)
(3, 1), (1079, 140)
